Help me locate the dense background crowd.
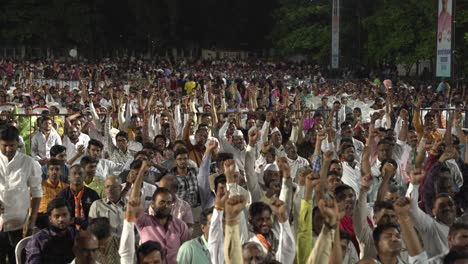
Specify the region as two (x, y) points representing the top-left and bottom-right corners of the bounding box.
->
(0, 57), (467, 264)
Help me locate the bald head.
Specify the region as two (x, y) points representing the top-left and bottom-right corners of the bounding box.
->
(73, 231), (99, 264)
(159, 175), (178, 194)
(105, 176), (122, 203)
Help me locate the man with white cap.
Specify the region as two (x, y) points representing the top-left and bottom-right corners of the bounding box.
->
(245, 127), (293, 206)
(261, 112), (299, 158)
(218, 115), (247, 175)
(284, 140), (310, 182)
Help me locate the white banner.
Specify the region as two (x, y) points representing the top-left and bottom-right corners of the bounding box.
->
(436, 0), (452, 77)
(331, 0), (340, 69)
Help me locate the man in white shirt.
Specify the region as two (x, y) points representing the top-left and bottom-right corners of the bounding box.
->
(31, 116), (62, 165)
(218, 118), (246, 175)
(63, 125), (90, 165)
(71, 231), (100, 264)
(340, 142), (362, 196)
(0, 125), (43, 263)
(284, 140), (310, 182)
(87, 139), (125, 179)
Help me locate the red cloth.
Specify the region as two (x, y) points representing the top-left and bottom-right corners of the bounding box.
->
(339, 215), (373, 256)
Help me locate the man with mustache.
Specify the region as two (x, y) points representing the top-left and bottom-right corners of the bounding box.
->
(25, 198), (76, 263)
(131, 161), (190, 264)
(429, 223), (468, 263)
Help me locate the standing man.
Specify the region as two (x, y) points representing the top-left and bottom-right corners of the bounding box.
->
(0, 126), (43, 263)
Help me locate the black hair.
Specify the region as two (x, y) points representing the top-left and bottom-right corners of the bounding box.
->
(88, 139), (104, 150)
(340, 121), (352, 129)
(249, 202), (272, 219)
(216, 152), (234, 163)
(50, 145), (67, 157)
(173, 140), (186, 147)
(116, 131), (129, 140)
(0, 125), (19, 142)
(334, 184), (354, 201)
(46, 198), (71, 216)
(130, 159), (143, 170)
(449, 222), (468, 237)
(41, 116), (53, 124)
(151, 187), (172, 202)
(326, 170), (341, 178)
(195, 127), (208, 135)
(137, 241), (165, 263)
(88, 217), (111, 240)
(214, 174), (227, 193)
(134, 151), (149, 159)
(174, 147), (189, 159)
(373, 223), (400, 246)
(200, 207), (214, 226)
(153, 134), (166, 143)
(130, 114), (141, 120)
(80, 156), (98, 167)
(143, 142), (156, 150)
(48, 159), (64, 168)
(340, 142), (355, 154)
(373, 201), (394, 214)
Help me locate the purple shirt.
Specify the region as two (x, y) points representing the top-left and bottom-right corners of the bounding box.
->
(136, 214), (190, 264)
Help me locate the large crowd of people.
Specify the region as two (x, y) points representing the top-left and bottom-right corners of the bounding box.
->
(0, 58), (467, 264)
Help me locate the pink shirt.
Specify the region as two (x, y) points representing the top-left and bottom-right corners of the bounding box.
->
(136, 214), (190, 264)
(148, 196), (194, 226)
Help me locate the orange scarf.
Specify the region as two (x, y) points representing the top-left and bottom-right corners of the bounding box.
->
(73, 188), (84, 218)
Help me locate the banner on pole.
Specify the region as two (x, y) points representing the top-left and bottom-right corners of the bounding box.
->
(436, 0), (452, 77)
(331, 0), (340, 69)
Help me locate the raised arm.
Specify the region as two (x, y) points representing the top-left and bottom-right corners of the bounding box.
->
(198, 140), (216, 210)
(245, 128), (264, 203)
(224, 195), (247, 264)
(271, 199), (296, 264)
(376, 163), (397, 202)
(353, 173), (376, 258)
(394, 197), (427, 259)
(398, 109), (409, 143)
(407, 169), (433, 234)
(307, 199), (339, 264)
(296, 173), (319, 264)
(208, 186), (228, 264)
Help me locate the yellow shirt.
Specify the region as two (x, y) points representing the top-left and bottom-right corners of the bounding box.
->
(39, 180), (68, 213)
(84, 176), (106, 198)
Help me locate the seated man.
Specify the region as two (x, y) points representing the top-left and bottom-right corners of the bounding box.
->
(88, 217), (120, 264)
(89, 176), (126, 238)
(81, 156), (106, 198)
(41, 145), (70, 183)
(26, 198), (76, 263)
(37, 159), (69, 229)
(57, 164), (100, 228)
(176, 208), (213, 263)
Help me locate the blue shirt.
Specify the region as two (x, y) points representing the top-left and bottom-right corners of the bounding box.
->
(41, 164), (69, 184)
(25, 226), (76, 264)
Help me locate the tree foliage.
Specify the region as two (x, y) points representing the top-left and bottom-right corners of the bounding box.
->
(364, 0), (435, 68)
(270, 0), (331, 61)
